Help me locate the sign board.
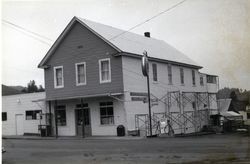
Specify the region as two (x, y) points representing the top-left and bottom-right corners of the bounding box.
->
(131, 97), (147, 102)
(131, 96), (158, 106)
(141, 51), (149, 77)
(130, 92), (148, 97)
(150, 98), (159, 106)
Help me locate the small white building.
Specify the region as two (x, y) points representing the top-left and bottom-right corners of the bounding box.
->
(239, 104), (250, 126)
(2, 92), (46, 136)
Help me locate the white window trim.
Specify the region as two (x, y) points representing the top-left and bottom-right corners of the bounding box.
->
(54, 66), (64, 89)
(99, 58), (111, 84)
(75, 62), (87, 86)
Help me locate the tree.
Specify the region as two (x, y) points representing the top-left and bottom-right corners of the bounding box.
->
(38, 85), (45, 92)
(27, 80), (38, 93)
(230, 91), (238, 101)
(216, 87), (240, 99)
(21, 80), (44, 93)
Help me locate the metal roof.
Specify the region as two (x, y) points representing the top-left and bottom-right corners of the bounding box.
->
(218, 98), (232, 113)
(39, 16), (202, 68)
(77, 17), (201, 68)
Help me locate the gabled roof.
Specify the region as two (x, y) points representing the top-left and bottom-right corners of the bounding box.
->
(218, 98), (232, 113)
(229, 100), (248, 112)
(38, 16), (202, 68)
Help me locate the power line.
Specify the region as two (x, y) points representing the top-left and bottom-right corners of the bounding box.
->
(2, 19), (53, 41)
(109, 0), (187, 41)
(2, 0), (188, 92)
(2, 0), (187, 48)
(2, 21), (52, 46)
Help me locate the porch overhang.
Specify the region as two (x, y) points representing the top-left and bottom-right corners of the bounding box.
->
(32, 98), (46, 102)
(45, 92), (124, 101)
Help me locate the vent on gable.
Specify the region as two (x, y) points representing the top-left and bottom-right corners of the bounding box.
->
(77, 45), (83, 49)
(144, 32), (150, 38)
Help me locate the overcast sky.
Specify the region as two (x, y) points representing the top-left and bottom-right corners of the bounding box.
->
(1, 0), (250, 90)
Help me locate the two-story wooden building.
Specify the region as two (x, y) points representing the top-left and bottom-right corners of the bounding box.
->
(38, 17), (219, 137)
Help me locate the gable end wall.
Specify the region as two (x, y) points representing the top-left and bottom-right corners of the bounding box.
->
(44, 22), (123, 100)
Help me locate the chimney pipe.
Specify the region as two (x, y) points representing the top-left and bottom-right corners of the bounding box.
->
(144, 32), (150, 38)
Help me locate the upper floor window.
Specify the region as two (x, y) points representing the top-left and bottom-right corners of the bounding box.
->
(167, 64), (172, 84)
(152, 63), (158, 82)
(200, 76), (204, 86)
(75, 62), (86, 86)
(207, 75), (217, 84)
(99, 58), (111, 83)
(2, 112), (7, 121)
(100, 102), (114, 125)
(180, 68), (184, 85)
(192, 70), (196, 86)
(26, 110), (41, 120)
(54, 66), (64, 88)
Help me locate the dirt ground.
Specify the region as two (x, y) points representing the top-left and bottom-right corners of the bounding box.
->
(2, 134), (250, 164)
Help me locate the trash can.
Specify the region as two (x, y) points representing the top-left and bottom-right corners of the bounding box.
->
(46, 125), (52, 136)
(39, 125), (47, 137)
(117, 125), (125, 136)
(41, 128), (46, 137)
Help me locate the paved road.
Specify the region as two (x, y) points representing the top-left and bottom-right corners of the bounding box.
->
(2, 134), (250, 164)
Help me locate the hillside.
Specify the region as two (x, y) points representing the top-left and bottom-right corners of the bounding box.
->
(2, 84), (22, 96)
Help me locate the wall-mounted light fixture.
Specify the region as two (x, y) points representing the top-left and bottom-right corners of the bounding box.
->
(17, 99), (21, 104)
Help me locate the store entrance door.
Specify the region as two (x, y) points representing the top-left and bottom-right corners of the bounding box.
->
(75, 104), (91, 137)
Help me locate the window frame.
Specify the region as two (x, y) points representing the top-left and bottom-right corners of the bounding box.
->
(180, 67), (184, 85)
(99, 102), (114, 125)
(167, 64), (172, 84)
(75, 62), (87, 86)
(192, 70), (196, 86)
(99, 58), (111, 84)
(152, 63), (158, 82)
(200, 75), (204, 86)
(2, 112), (7, 121)
(207, 75), (217, 84)
(54, 66), (64, 89)
(25, 110), (41, 120)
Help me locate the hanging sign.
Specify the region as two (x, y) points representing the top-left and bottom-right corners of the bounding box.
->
(141, 51), (149, 77)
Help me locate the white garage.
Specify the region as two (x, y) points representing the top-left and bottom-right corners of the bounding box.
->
(2, 92), (46, 136)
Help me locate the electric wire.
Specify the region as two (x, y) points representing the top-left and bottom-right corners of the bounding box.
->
(2, 19), (53, 41)
(108, 0), (187, 41)
(2, 0), (188, 92)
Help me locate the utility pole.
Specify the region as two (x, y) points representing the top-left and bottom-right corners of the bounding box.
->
(80, 98), (85, 138)
(142, 51), (152, 137)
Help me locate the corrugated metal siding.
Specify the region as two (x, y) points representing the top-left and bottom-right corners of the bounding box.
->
(44, 22), (123, 100)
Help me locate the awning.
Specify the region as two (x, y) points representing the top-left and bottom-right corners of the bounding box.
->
(32, 98), (46, 102)
(45, 92), (124, 101)
(221, 111), (243, 120)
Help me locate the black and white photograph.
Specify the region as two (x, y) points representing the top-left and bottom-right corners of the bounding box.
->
(1, 0), (250, 163)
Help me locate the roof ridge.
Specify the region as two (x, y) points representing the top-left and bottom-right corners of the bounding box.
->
(76, 16), (166, 43)
(39, 16), (202, 68)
